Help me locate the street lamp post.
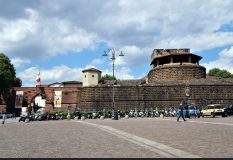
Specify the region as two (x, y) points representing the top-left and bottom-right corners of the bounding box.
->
(103, 48), (124, 119)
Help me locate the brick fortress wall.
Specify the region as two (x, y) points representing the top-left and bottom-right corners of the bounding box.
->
(78, 79), (233, 111)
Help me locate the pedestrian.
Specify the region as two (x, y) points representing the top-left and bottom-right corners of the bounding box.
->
(184, 102), (189, 118)
(177, 102), (187, 122)
(194, 103), (198, 119)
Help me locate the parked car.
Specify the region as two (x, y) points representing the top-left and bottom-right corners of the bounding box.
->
(224, 103), (233, 117)
(176, 105), (200, 118)
(201, 104), (224, 118)
(0, 112), (13, 118)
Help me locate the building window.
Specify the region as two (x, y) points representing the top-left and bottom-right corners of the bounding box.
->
(85, 75), (86, 78)
(185, 50), (188, 52)
(92, 75), (94, 77)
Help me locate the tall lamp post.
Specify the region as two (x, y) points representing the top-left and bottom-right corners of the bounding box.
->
(102, 48), (124, 119)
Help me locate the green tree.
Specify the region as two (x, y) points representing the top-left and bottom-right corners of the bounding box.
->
(207, 67), (233, 78)
(206, 68), (221, 76)
(0, 53), (16, 104)
(13, 77), (22, 87)
(215, 70), (233, 78)
(101, 74), (120, 80)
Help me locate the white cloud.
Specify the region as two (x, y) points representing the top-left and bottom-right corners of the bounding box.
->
(102, 66), (134, 80)
(91, 58), (105, 65)
(219, 46), (233, 57)
(85, 64), (96, 69)
(20, 64), (134, 86)
(201, 46), (233, 73)
(19, 65), (86, 86)
(1, 0), (233, 66)
(11, 58), (31, 67)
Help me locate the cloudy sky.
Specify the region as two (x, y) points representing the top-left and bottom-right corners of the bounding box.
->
(1, 0), (233, 87)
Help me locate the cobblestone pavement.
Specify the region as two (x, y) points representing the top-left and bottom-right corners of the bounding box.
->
(1, 116), (233, 158)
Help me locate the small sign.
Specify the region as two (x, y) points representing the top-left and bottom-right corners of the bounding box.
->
(28, 105), (30, 108)
(31, 103), (34, 106)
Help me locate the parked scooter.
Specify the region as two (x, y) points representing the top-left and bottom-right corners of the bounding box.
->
(98, 110), (103, 118)
(93, 110), (97, 119)
(154, 107), (159, 117)
(169, 107), (173, 117)
(103, 109), (106, 118)
(134, 108), (138, 118)
(173, 107), (177, 117)
(139, 109), (144, 117)
(129, 109), (134, 117)
(165, 107), (168, 117)
(37, 114), (42, 121)
(150, 107), (154, 117)
(46, 114), (51, 120)
(19, 115), (26, 122)
(145, 108), (148, 117)
(108, 110), (112, 118)
(88, 112), (92, 119)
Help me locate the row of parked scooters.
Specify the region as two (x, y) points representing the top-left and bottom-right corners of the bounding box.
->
(18, 107), (178, 122)
(81, 107), (178, 119)
(19, 112), (63, 122)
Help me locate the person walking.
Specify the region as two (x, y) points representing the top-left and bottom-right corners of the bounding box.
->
(184, 102), (189, 118)
(194, 103), (198, 119)
(177, 102), (186, 122)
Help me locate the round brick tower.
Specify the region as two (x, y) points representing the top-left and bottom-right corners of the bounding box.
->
(148, 48), (206, 83)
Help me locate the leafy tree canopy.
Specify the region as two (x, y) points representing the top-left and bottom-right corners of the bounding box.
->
(13, 77), (22, 87)
(101, 74), (120, 80)
(207, 68), (233, 78)
(0, 53), (16, 104)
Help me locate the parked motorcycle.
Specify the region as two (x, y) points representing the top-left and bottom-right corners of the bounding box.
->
(51, 113), (55, 120)
(88, 112), (92, 119)
(46, 114), (51, 120)
(18, 115), (26, 122)
(98, 111), (103, 118)
(76, 111), (82, 119)
(108, 110), (112, 118)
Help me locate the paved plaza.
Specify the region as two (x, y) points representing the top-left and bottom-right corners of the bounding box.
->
(1, 116), (233, 158)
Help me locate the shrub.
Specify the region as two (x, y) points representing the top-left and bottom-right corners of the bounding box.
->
(62, 112), (67, 119)
(85, 112), (88, 118)
(122, 110), (125, 117)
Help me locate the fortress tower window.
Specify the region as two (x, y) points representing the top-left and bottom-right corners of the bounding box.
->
(85, 75), (86, 78)
(92, 75), (94, 77)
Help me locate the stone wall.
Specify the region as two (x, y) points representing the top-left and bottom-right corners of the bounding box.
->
(148, 64), (206, 81)
(77, 82), (233, 111)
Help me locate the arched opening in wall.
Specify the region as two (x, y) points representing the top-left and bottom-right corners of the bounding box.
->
(30, 95), (47, 113)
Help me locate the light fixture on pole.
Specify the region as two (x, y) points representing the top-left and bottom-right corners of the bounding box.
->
(103, 48), (124, 120)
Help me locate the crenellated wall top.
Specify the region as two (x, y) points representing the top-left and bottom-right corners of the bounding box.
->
(151, 48), (190, 62)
